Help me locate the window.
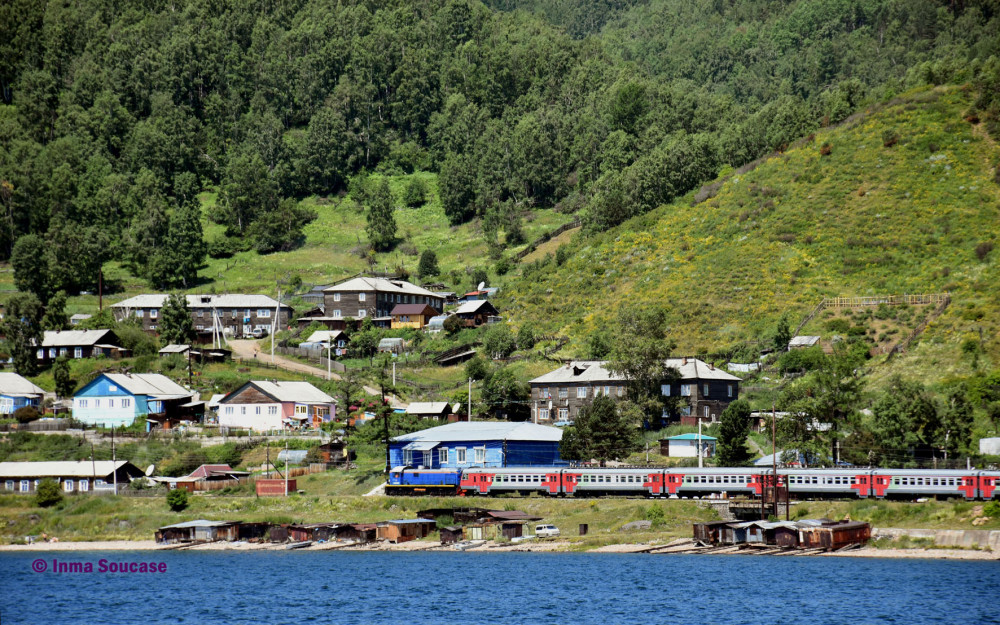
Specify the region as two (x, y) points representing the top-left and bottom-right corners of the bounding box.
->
(333, 310), (342, 319)
(438, 448), (448, 464)
(558, 408), (568, 420)
(576, 387), (587, 399)
(150, 309), (157, 319)
(79, 480), (89, 492)
(268, 406), (278, 415)
(135, 310), (143, 318)
(359, 292), (366, 302)
(538, 408), (549, 420)
(403, 450), (413, 465)
(704, 406), (710, 418)
(225, 407), (233, 415)
(255, 406), (261, 415)
(558, 387), (568, 399)
(20, 480), (30, 492)
(63, 480), (74, 492)
(78, 399), (88, 409)
(540, 388), (550, 399)
(241, 406), (246, 414)
(457, 447), (467, 464)
(703, 383), (710, 396)
(122, 398), (131, 408)
(295, 405), (307, 414)
(333, 293), (341, 302)
(196, 325), (204, 330)
(617, 386), (625, 397)
(94, 399), (101, 408)
(74, 347), (83, 358)
(358, 309), (366, 318)
(474, 447), (486, 463)
(108, 399), (115, 408)
(604, 386), (611, 396)
(422, 451), (432, 467)
(4, 480), (12, 491)
(109, 385), (117, 392)
(680, 384), (692, 397)
(49, 348), (57, 358)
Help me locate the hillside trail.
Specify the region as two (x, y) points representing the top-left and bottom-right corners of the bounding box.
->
(227, 340), (404, 408)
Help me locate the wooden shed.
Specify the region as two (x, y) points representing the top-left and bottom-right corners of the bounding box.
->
(693, 521), (731, 544)
(799, 521), (871, 550)
(440, 526), (464, 545)
(155, 520), (241, 544)
(377, 519), (436, 543)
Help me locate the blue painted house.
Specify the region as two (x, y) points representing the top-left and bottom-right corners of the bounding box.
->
(0, 373), (45, 415)
(72, 373), (193, 429)
(389, 422), (565, 469)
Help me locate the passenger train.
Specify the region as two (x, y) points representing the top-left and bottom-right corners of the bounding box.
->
(386, 465), (1000, 500)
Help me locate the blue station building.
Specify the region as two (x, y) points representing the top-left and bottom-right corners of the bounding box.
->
(389, 421), (565, 469)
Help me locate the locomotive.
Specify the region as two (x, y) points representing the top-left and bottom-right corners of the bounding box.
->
(386, 465), (1000, 500)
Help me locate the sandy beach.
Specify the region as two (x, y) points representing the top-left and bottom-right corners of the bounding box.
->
(1, 538), (996, 559)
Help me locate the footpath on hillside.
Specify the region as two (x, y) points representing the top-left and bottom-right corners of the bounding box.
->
(226, 340), (404, 408)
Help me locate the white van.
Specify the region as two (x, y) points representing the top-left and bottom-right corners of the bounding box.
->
(535, 524), (560, 538)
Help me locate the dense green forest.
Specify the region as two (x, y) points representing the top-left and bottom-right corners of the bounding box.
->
(1, 0), (999, 299)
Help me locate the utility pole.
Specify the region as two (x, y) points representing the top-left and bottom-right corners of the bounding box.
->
(284, 441), (289, 497)
(271, 287), (280, 364)
(327, 342), (332, 381)
(467, 378), (472, 421)
(112, 426), (117, 495)
(392, 361), (396, 387)
(697, 418), (703, 469)
(772, 399), (779, 520)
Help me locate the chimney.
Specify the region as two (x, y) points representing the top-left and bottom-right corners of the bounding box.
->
(682, 357), (687, 365)
(709, 363), (714, 370)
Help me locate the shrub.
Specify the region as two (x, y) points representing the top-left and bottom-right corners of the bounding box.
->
(975, 241), (994, 261)
(166, 488), (189, 512)
(819, 142), (832, 156)
(882, 129), (899, 147)
(13, 406), (40, 424)
(35, 478), (62, 507)
(824, 318), (851, 333)
(402, 177), (428, 207)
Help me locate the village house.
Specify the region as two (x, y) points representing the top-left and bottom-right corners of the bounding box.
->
(389, 303), (438, 329)
(72, 373), (195, 429)
(528, 358), (741, 424)
(323, 276), (445, 321)
(111, 294), (292, 339)
(660, 433), (717, 458)
(0, 372), (45, 415)
(453, 299), (500, 328)
(404, 401), (452, 420)
(36, 329), (126, 364)
(298, 330), (348, 356)
(389, 421), (564, 469)
(217, 381), (336, 431)
(0, 460), (145, 494)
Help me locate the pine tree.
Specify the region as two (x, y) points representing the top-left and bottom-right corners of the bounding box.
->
(158, 293), (195, 345)
(715, 399), (753, 466)
(559, 396), (641, 465)
(417, 249), (438, 277)
(1, 292), (43, 376)
(53, 355), (74, 398)
(365, 179), (397, 252)
(41, 290), (69, 330)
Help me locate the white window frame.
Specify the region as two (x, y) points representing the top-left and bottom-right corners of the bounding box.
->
(438, 448), (448, 464)
(422, 450), (432, 467)
(78, 399), (88, 409)
(150, 309), (158, 319)
(576, 387), (587, 399)
(268, 406), (278, 415)
(135, 310), (143, 318)
(456, 447), (467, 464)
(661, 384), (671, 396)
(728, 384), (734, 398)
(558, 408), (568, 420)
(358, 309), (366, 318)
(333, 309), (342, 319)
(4, 480), (13, 491)
(704, 405), (710, 418)
(334, 293), (341, 302)
(79, 480), (89, 492)
(558, 387), (568, 399)
(74, 347), (82, 358)
(703, 383), (710, 396)
(108, 399), (115, 408)
(20, 480), (30, 492)
(122, 398), (131, 408)
(539, 408), (549, 420)
(680, 384), (692, 397)
(474, 447), (486, 464)
(403, 450), (413, 466)
(258, 309), (271, 318)
(358, 292), (366, 302)
(63, 479), (74, 492)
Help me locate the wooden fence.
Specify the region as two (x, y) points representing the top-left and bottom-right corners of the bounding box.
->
(822, 293), (950, 308)
(274, 347), (346, 373)
(190, 463), (328, 491)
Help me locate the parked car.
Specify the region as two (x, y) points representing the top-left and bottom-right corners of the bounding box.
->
(535, 524), (560, 538)
(251, 328), (268, 338)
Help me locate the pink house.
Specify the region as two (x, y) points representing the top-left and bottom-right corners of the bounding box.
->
(217, 381), (337, 431)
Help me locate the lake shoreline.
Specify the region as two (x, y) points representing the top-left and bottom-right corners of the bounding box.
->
(1, 539), (997, 560)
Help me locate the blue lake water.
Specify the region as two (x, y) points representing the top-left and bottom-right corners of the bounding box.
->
(1, 551), (998, 625)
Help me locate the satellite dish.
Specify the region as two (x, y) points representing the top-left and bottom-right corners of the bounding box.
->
(477, 281), (486, 291)
(145, 464), (155, 477)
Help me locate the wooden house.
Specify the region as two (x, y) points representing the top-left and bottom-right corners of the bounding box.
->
(37, 329), (126, 364)
(112, 293), (291, 340)
(72, 373), (194, 429)
(0, 373), (45, 416)
(390, 304), (439, 329)
(389, 422), (564, 469)
(323, 276), (444, 320)
(0, 460), (144, 494)
(404, 402), (452, 420)
(454, 299), (500, 328)
(217, 381), (336, 431)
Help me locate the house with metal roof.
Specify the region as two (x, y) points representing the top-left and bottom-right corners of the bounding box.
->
(389, 304), (438, 329)
(404, 401), (452, 420)
(110, 293), (292, 339)
(528, 357), (741, 425)
(389, 421), (565, 469)
(217, 381), (336, 431)
(788, 335), (821, 350)
(72, 373), (194, 429)
(0, 372), (45, 415)
(454, 299), (500, 328)
(323, 276), (445, 320)
(37, 329), (126, 364)
(0, 460), (145, 494)
(299, 330), (348, 356)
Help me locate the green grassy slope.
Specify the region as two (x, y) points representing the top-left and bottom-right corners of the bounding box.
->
(501, 86), (1000, 378)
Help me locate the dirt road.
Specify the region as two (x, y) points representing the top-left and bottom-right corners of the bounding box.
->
(227, 340), (403, 408)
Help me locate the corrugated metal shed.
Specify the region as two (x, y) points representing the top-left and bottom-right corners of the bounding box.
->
(392, 421), (563, 443)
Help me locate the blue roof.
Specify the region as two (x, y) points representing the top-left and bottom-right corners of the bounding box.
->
(667, 433), (717, 441)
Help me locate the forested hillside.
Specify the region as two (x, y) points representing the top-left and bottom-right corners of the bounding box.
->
(501, 85), (1000, 375)
(2, 0), (999, 300)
